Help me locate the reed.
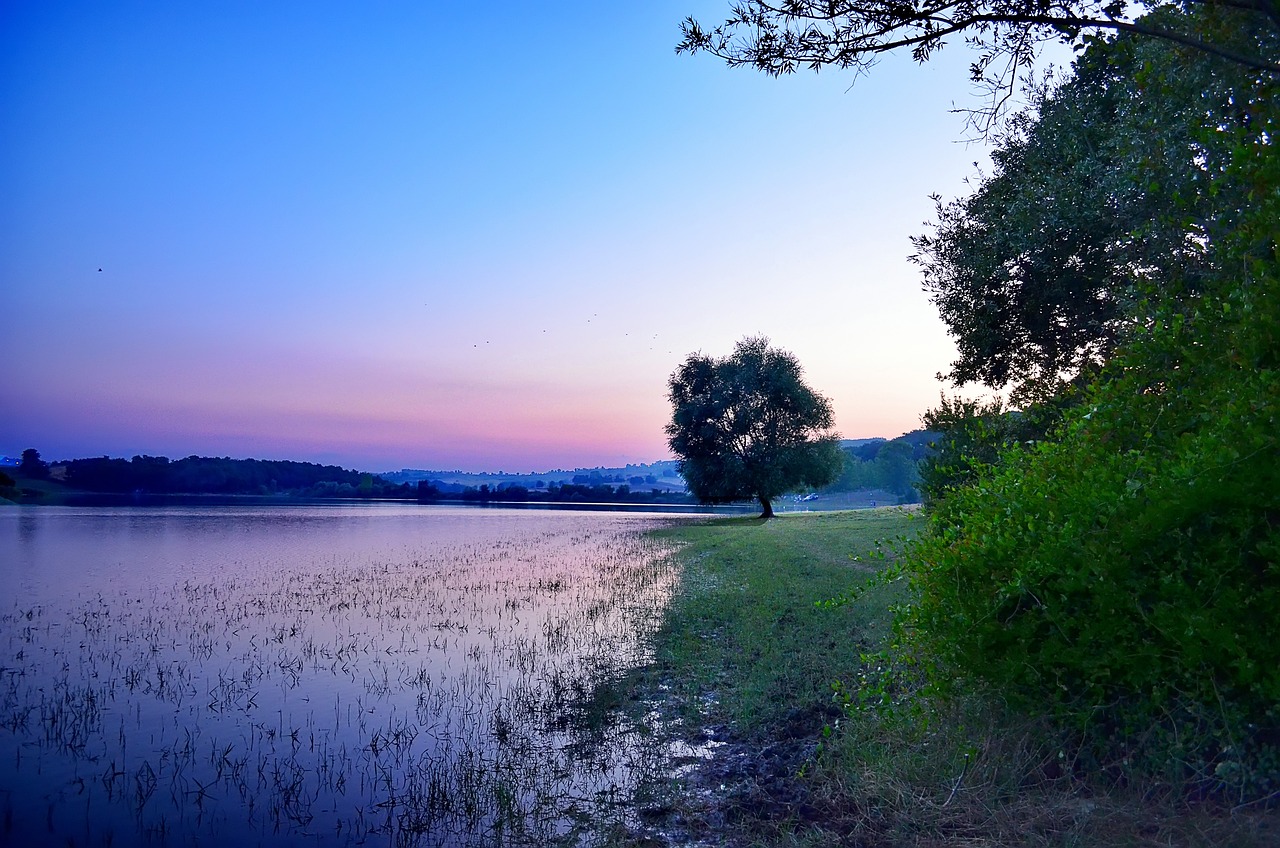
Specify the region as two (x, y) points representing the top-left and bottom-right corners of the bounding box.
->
(0, 509), (693, 846)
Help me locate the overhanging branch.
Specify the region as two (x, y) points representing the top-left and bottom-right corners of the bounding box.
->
(679, 5), (1280, 75)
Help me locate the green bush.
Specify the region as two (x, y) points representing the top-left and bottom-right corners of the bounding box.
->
(916, 394), (1070, 505)
(903, 193), (1279, 796)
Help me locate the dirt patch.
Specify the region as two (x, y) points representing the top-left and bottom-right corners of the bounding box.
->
(622, 702), (846, 847)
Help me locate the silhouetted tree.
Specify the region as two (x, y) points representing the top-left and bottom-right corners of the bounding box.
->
(678, 2), (1278, 128)
(19, 448), (49, 479)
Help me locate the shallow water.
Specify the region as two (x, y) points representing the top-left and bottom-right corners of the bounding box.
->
(0, 504), (693, 846)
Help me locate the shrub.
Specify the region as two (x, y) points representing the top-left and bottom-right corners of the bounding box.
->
(903, 196), (1279, 798)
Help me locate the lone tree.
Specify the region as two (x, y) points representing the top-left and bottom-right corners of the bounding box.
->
(667, 336), (843, 518)
(19, 448), (49, 480)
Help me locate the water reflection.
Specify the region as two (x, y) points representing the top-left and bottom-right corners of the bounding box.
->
(0, 504), (693, 846)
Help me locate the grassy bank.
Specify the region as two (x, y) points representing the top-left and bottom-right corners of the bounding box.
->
(631, 509), (1275, 847)
(647, 509), (916, 738)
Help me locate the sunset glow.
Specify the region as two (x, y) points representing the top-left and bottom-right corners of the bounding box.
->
(2, 1), (989, 472)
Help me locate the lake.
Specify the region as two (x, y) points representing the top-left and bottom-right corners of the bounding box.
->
(0, 503), (702, 847)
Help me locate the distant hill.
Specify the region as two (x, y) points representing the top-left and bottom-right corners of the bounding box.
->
(379, 460), (688, 494)
(8, 432), (931, 504)
(383, 433), (932, 495)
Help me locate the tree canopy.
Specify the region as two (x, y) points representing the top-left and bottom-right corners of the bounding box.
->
(675, 0), (1280, 807)
(677, 1), (1279, 125)
(19, 448), (49, 480)
(910, 19), (1273, 401)
(667, 336), (843, 518)
(54, 454), (411, 499)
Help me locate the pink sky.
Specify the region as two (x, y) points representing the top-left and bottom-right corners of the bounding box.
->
(2, 2), (1002, 472)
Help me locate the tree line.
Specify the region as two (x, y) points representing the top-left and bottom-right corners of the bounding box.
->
(5, 449), (698, 506)
(11, 450), (413, 499)
(823, 433), (934, 502)
(417, 480), (694, 505)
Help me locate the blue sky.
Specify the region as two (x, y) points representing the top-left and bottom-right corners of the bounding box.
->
(3, 1), (1004, 472)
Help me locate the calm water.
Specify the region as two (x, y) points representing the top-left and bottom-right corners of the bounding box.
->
(0, 504), (696, 847)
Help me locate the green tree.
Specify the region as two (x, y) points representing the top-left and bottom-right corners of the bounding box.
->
(873, 439), (919, 499)
(916, 395), (1073, 503)
(19, 448), (48, 480)
(910, 21), (1273, 402)
(823, 448), (867, 492)
(667, 336), (843, 518)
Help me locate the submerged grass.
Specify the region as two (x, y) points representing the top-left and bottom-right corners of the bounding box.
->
(632, 508), (1278, 848)
(0, 510), (690, 847)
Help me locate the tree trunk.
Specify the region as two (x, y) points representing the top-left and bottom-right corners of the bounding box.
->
(758, 495), (774, 519)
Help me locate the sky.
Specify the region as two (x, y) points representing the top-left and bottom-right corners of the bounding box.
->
(3, 1), (1006, 473)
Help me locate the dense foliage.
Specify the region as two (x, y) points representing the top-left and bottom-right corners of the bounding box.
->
(915, 395), (1072, 504)
(911, 18), (1272, 402)
(418, 479), (693, 505)
(901, 24), (1279, 795)
(667, 337), (843, 517)
(677, 0), (1280, 825)
(19, 448), (49, 479)
(908, 269), (1279, 795)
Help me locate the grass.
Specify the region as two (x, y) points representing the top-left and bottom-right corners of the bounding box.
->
(0, 469), (72, 503)
(646, 509), (917, 738)
(632, 508), (1279, 848)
